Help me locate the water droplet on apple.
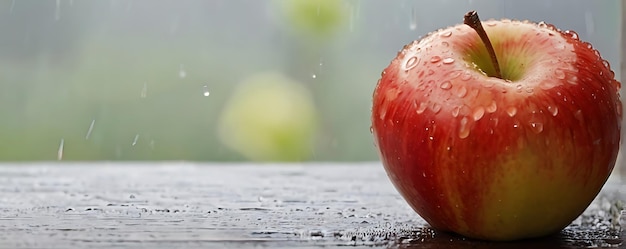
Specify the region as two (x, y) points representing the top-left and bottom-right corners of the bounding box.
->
(440, 81), (452, 90)
(427, 69), (434, 75)
(440, 31), (452, 37)
(472, 107), (485, 121)
(515, 84), (523, 93)
(554, 69), (565, 79)
(481, 81), (494, 88)
(416, 102), (428, 114)
(563, 30), (579, 40)
(458, 117), (470, 139)
(486, 100), (497, 113)
(451, 106), (460, 117)
(512, 120), (520, 128)
(430, 56), (441, 63)
(555, 43), (566, 50)
(461, 72), (472, 81)
(601, 59), (611, 69)
(446, 146), (451, 151)
(574, 109), (584, 123)
(547, 105), (558, 116)
(422, 172), (427, 177)
(441, 41), (449, 47)
(442, 58), (454, 64)
(538, 22), (548, 28)
(525, 87), (534, 94)
(506, 106), (517, 117)
(447, 70), (461, 79)
(529, 122), (544, 134)
(455, 86), (467, 97)
(405, 56), (419, 70)
(431, 103), (442, 113)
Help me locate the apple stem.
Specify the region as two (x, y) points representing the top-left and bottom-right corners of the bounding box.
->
(464, 11), (503, 79)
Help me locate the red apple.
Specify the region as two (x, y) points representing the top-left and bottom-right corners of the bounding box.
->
(371, 11), (622, 241)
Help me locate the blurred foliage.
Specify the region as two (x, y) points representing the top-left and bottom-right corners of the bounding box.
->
(274, 0), (347, 40)
(217, 72), (318, 161)
(0, 0), (619, 162)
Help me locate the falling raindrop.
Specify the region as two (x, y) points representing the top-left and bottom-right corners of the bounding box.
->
(409, 7), (417, 31)
(85, 119), (96, 140)
(140, 82), (148, 98)
(132, 134), (139, 146)
(9, 0), (15, 13)
(311, 74), (317, 79)
(57, 138), (64, 160)
(203, 85), (210, 97)
(179, 64), (187, 79)
(585, 12), (594, 36)
(55, 0), (61, 20)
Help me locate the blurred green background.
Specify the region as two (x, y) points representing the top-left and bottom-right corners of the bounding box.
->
(0, 0), (621, 161)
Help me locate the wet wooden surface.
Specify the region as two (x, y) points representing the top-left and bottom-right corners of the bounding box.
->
(0, 162), (624, 249)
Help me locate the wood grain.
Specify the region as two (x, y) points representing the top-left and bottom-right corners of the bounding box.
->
(0, 162), (622, 248)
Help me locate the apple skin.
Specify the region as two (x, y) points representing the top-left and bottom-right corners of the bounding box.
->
(371, 19), (622, 241)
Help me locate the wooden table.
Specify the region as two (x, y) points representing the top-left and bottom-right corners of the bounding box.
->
(0, 162), (623, 248)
